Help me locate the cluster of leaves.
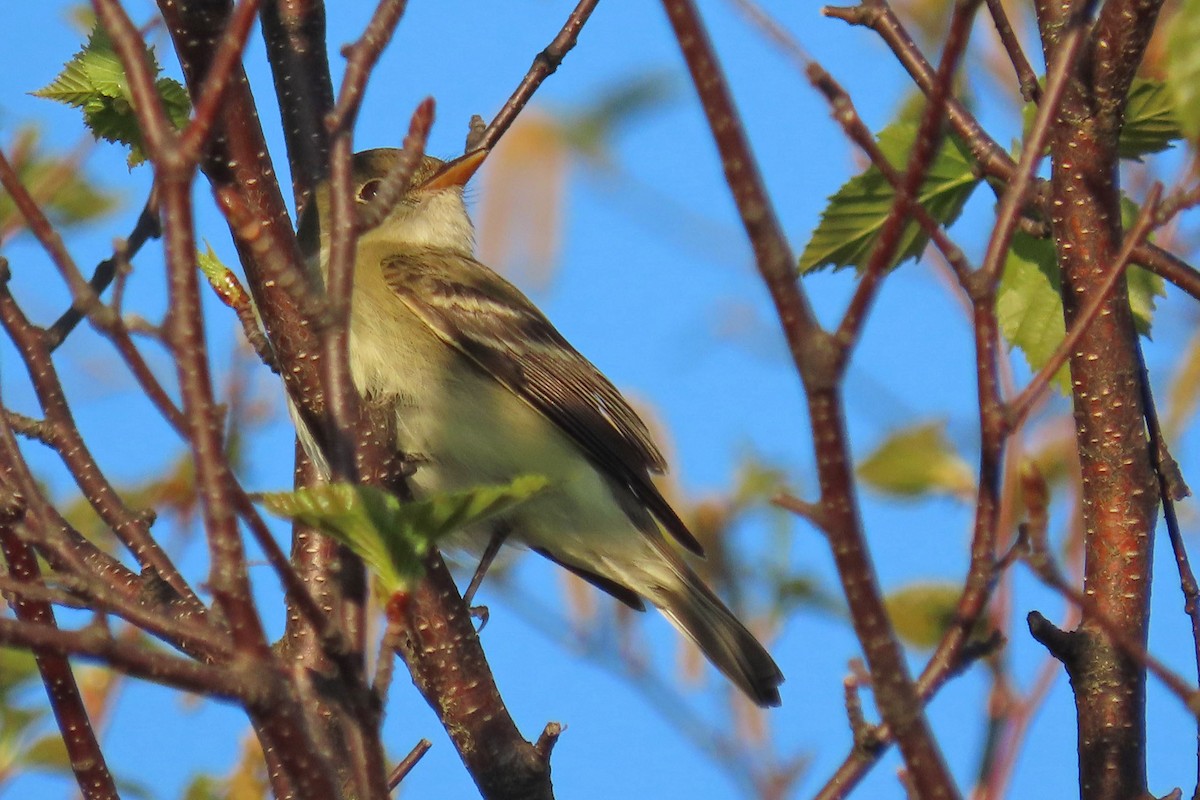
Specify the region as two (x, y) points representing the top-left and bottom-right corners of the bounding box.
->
(32, 25), (189, 167)
(261, 475), (549, 593)
(800, 79), (1179, 396)
(804, 67), (1194, 649)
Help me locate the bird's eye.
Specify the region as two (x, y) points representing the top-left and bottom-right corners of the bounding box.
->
(357, 179), (382, 203)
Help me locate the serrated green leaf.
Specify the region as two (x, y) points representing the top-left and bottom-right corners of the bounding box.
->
(1019, 77), (1182, 161)
(998, 231), (1072, 393)
(1119, 196), (1166, 337)
(158, 77), (192, 131)
(885, 582), (962, 649)
(1167, 0), (1200, 141)
(1127, 265), (1164, 337)
(32, 23), (190, 168)
(1119, 79), (1183, 159)
(999, 215), (1163, 392)
(799, 122), (980, 274)
(260, 476), (548, 593)
(858, 421), (974, 498)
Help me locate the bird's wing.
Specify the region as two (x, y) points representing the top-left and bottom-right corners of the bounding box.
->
(380, 248), (703, 556)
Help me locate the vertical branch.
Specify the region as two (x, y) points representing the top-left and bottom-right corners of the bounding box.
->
(1031, 0), (1166, 797)
(658, 1), (957, 797)
(260, 0), (336, 211)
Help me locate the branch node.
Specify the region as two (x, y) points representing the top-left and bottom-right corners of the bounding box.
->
(535, 722), (563, 760)
(1026, 610), (1075, 664)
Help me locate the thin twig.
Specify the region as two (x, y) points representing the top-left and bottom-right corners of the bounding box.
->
(0, 282), (203, 611)
(834, 0), (981, 357)
(46, 191), (160, 350)
(387, 739), (432, 790)
(978, 1), (1091, 287)
(0, 150), (107, 327)
(93, 0), (269, 656)
(356, 99), (434, 233)
(1138, 336), (1200, 791)
(1134, 242), (1200, 303)
(1008, 185), (1162, 426)
(984, 0), (1041, 103)
(478, 0), (601, 151)
(0, 615), (263, 700)
(321, 0), (410, 480)
(824, 2), (1018, 183)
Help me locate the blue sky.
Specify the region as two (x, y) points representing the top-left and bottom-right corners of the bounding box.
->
(2, 1), (1198, 798)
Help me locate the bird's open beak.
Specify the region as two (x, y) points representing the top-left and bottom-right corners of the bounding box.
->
(421, 149), (488, 191)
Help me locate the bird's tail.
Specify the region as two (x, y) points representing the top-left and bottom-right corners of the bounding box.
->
(649, 552), (784, 708)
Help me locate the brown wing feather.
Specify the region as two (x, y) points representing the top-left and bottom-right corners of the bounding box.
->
(380, 248), (703, 556)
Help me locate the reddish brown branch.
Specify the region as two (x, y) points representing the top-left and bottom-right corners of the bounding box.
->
(0, 276), (202, 612)
(0, 521), (119, 800)
(178, 0), (264, 165)
(661, 1), (956, 797)
(985, 0), (1041, 103)
(479, 0), (601, 152)
(387, 588), (555, 800)
(1009, 185), (1162, 426)
(824, 2), (1018, 183)
(834, 0), (980, 357)
(977, 5), (1089, 287)
(321, 0), (410, 483)
(659, 0), (816, 351)
(0, 614), (256, 700)
(388, 739), (433, 790)
(1134, 243), (1200, 304)
(1034, 0), (1166, 793)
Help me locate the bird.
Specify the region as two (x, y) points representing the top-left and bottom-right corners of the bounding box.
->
(294, 147), (784, 707)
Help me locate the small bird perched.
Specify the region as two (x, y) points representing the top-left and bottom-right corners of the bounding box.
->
(296, 147), (784, 707)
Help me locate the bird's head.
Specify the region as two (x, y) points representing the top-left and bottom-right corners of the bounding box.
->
(298, 147), (487, 265)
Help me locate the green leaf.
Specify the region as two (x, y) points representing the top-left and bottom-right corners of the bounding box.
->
(998, 217), (1163, 392)
(1020, 77), (1181, 160)
(1167, 0), (1200, 141)
(857, 421), (974, 498)
(799, 122), (980, 273)
(885, 582), (962, 649)
(1120, 196), (1165, 336)
(0, 127), (120, 233)
(32, 24), (191, 167)
(23, 734), (70, 773)
(0, 647), (40, 697)
(998, 231), (1072, 393)
(1119, 79), (1183, 159)
(561, 73), (678, 158)
(260, 476), (548, 593)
